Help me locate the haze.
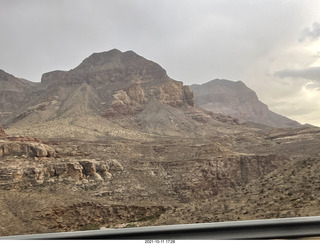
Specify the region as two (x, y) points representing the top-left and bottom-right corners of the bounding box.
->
(1, 0), (320, 126)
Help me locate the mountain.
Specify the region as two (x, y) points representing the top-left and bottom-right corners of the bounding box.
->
(190, 79), (300, 128)
(1, 50), (320, 237)
(4, 49), (238, 140)
(0, 69), (36, 123)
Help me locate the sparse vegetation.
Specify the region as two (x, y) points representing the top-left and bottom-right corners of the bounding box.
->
(0, 50), (320, 237)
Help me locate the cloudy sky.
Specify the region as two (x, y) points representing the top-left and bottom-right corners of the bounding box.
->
(1, 0), (320, 126)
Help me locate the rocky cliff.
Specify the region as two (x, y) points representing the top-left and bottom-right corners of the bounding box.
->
(191, 79), (300, 128)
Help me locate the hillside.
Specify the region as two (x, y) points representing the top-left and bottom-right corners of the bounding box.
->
(191, 79), (300, 128)
(154, 157), (320, 225)
(0, 70), (36, 123)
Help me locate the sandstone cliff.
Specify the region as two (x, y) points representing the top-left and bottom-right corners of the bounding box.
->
(191, 79), (300, 128)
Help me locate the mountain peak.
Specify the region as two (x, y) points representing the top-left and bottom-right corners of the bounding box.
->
(41, 49), (168, 88)
(73, 49), (167, 77)
(191, 79), (300, 128)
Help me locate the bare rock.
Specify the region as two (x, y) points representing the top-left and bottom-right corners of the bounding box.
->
(0, 166), (23, 182)
(79, 159), (103, 181)
(24, 166), (45, 184)
(0, 141), (56, 158)
(96, 162), (112, 179)
(53, 164), (68, 178)
(52, 162), (83, 181)
(66, 162), (84, 180)
(79, 159), (97, 176)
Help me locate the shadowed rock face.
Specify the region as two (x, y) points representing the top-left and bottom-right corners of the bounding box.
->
(191, 79), (300, 128)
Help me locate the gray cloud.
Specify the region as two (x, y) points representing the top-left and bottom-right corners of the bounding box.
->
(275, 67), (320, 83)
(1, 0), (320, 125)
(299, 22), (320, 42)
(0, 0), (314, 83)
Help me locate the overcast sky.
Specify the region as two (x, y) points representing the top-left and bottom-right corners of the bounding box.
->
(1, 0), (320, 126)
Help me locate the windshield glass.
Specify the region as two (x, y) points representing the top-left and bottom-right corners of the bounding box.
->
(0, 0), (320, 237)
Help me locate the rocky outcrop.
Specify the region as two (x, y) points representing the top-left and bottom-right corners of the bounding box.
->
(0, 140), (56, 158)
(0, 157), (124, 188)
(191, 79), (300, 128)
(109, 81), (194, 116)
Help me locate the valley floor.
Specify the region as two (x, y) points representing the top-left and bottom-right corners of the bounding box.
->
(0, 130), (320, 237)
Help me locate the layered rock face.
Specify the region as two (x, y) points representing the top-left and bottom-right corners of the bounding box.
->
(191, 79), (300, 128)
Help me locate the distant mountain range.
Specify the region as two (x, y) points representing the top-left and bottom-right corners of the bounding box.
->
(1, 49), (230, 140)
(0, 49), (301, 141)
(191, 79), (300, 128)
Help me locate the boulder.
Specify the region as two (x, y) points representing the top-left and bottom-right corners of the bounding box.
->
(79, 159), (103, 181)
(96, 161), (112, 179)
(66, 162), (83, 180)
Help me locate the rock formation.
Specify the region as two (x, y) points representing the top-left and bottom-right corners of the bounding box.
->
(0, 140), (56, 158)
(191, 79), (300, 128)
